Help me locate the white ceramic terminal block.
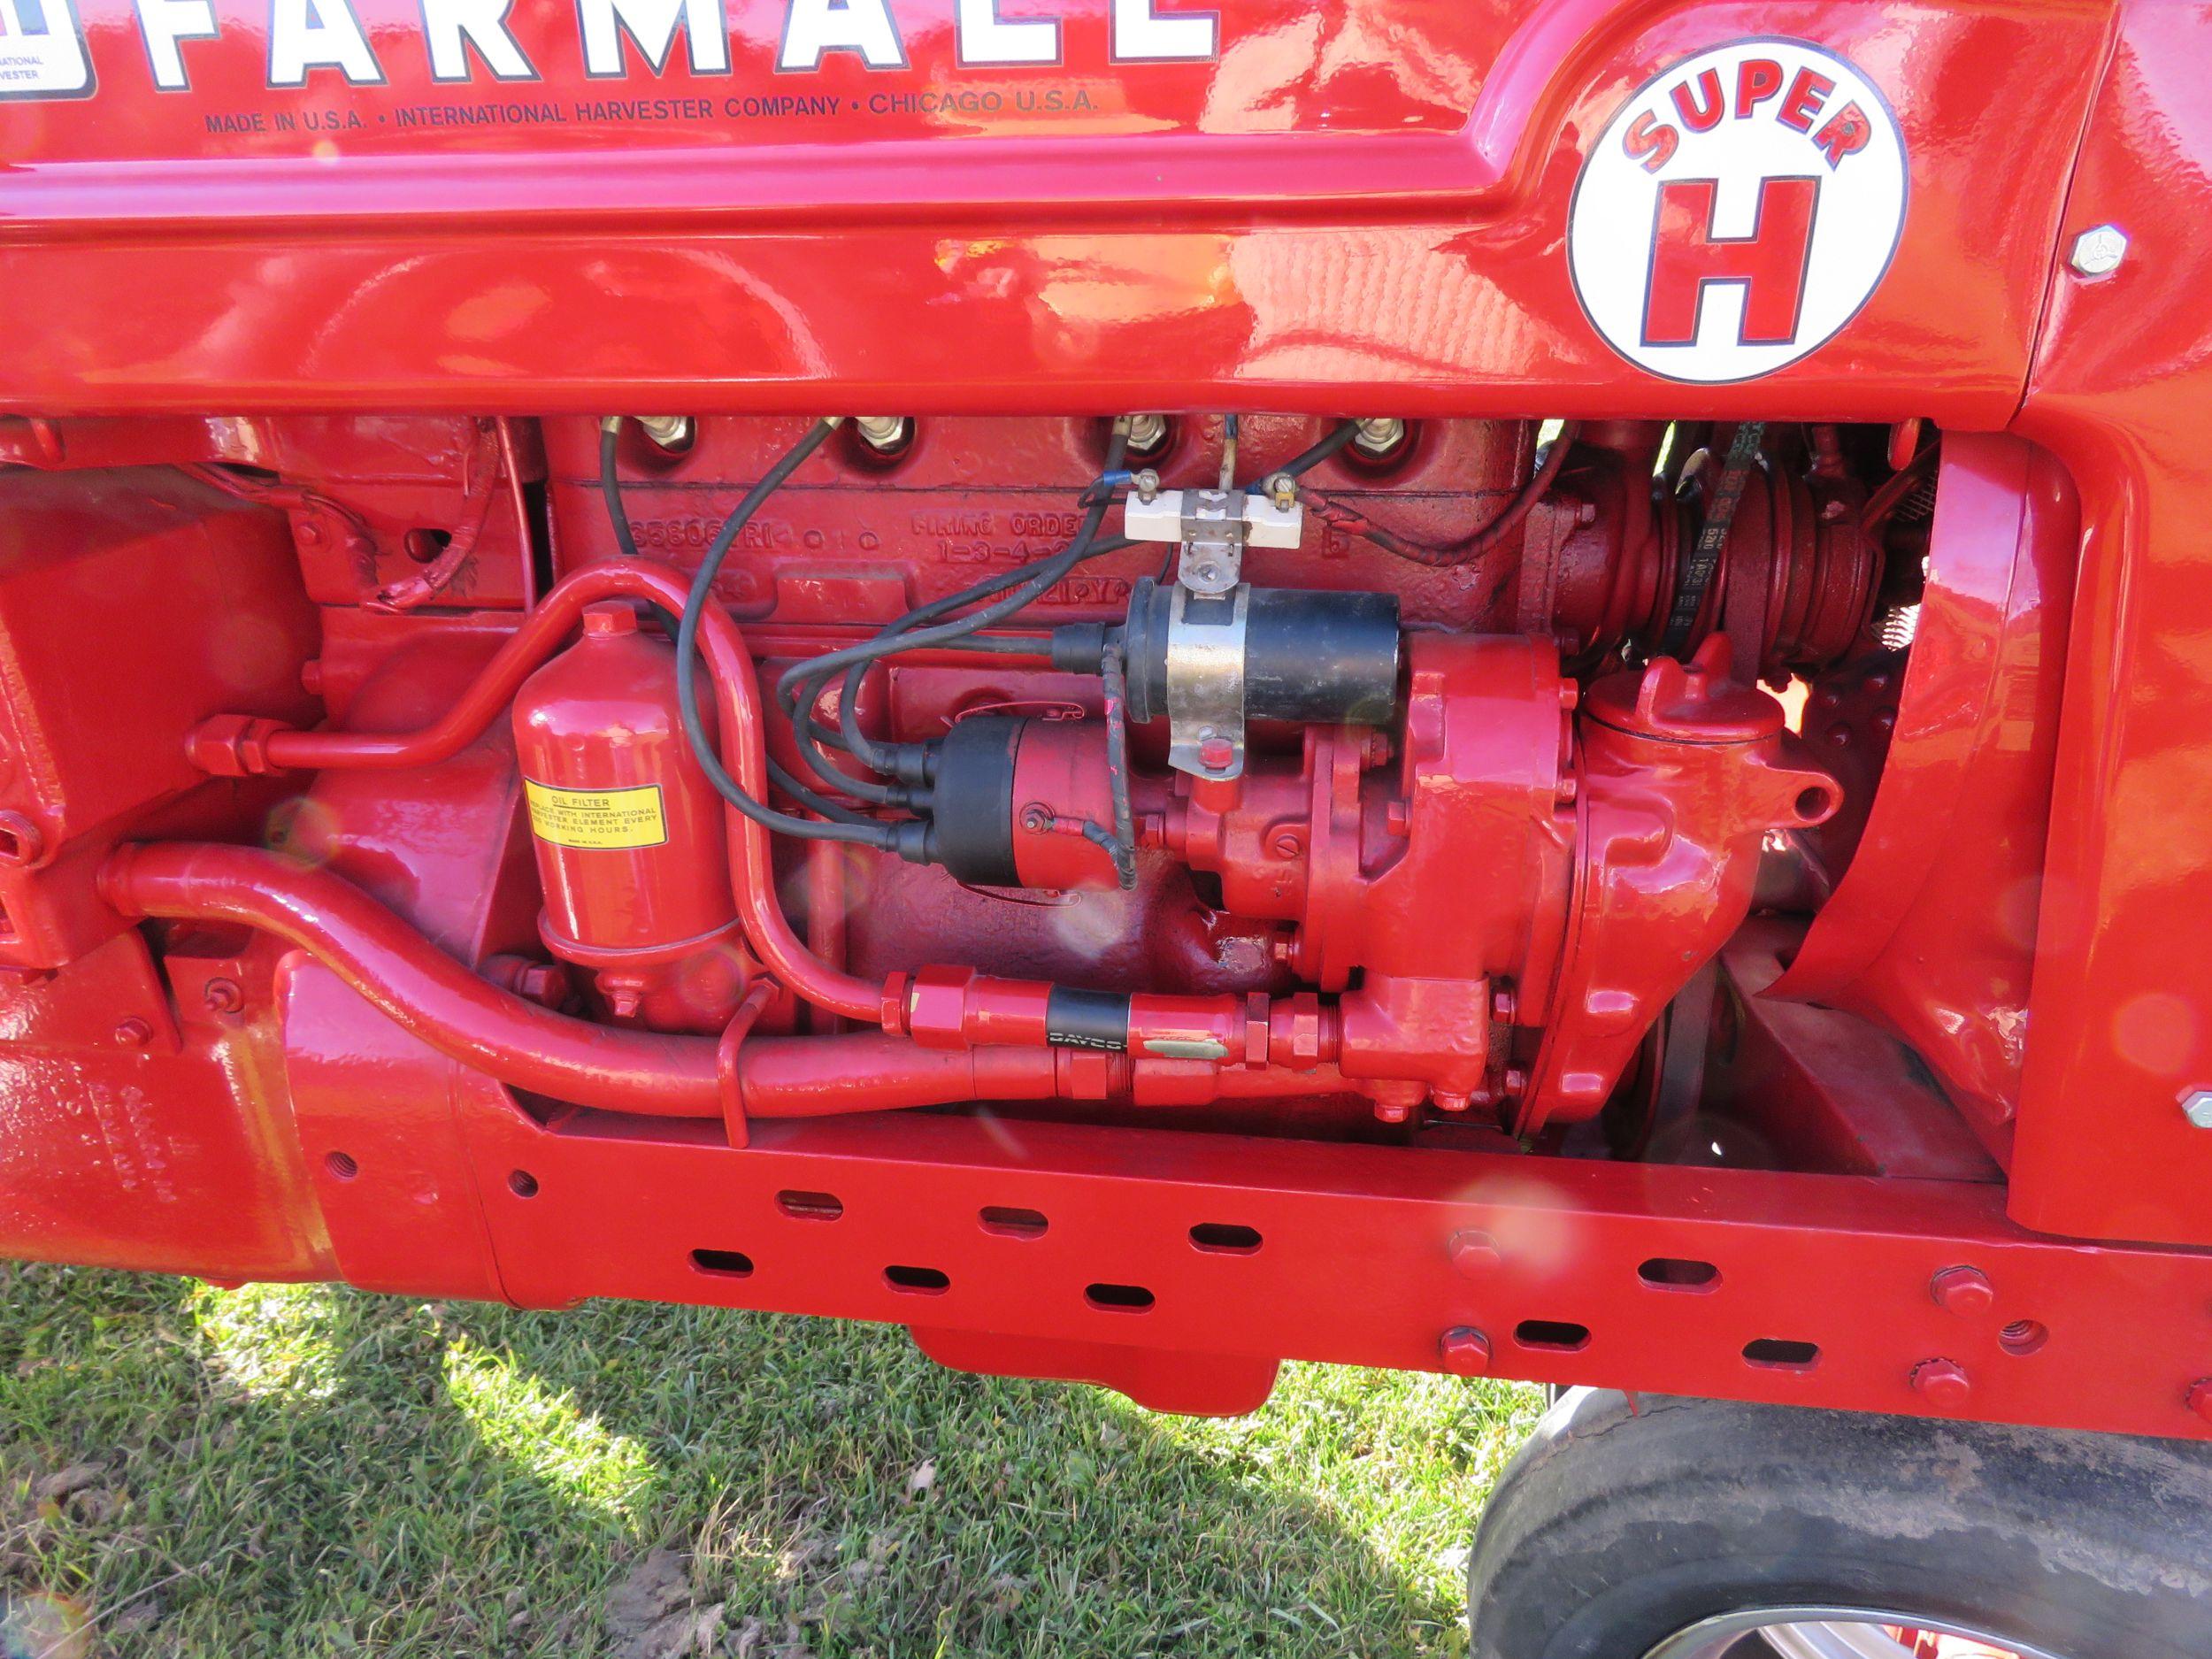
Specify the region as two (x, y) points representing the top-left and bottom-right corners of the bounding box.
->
(1123, 488), (1304, 550)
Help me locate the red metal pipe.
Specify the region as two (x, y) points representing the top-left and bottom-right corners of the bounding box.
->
(188, 559), (883, 1021)
(496, 415), (538, 611)
(103, 841), (725, 1117)
(803, 838), (849, 1036)
(100, 841), (1344, 1119)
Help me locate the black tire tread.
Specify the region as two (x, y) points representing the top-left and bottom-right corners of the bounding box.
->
(1467, 1389), (2212, 1659)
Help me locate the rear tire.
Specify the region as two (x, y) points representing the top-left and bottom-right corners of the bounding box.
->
(1466, 1388), (2212, 1659)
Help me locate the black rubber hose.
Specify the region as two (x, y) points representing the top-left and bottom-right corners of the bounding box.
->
(636, 602), (882, 828)
(600, 422), (642, 561)
(768, 482), (1137, 803)
(669, 420), (903, 849)
(780, 431), (1133, 780)
(1276, 419), (1362, 479)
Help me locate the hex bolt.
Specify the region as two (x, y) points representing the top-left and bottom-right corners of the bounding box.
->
(1198, 736), (1235, 771)
(1125, 413), (1169, 454)
(1448, 1229), (1501, 1277)
(634, 414), (695, 450)
(851, 415), (910, 453)
(202, 979), (244, 1017)
(2188, 1379), (2212, 1426)
(1353, 417), (1408, 458)
(1439, 1325), (1492, 1376)
(2068, 224), (2128, 278)
(1910, 1357), (1971, 1408)
(1929, 1263), (1995, 1316)
(1020, 804), (1053, 834)
(514, 964), (571, 1009)
(2182, 1088), (2212, 1130)
(113, 1018), (152, 1048)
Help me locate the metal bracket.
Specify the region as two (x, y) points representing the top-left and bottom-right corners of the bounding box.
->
(1164, 585), (1250, 780)
(1123, 487), (1303, 599)
(1177, 488), (1246, 595)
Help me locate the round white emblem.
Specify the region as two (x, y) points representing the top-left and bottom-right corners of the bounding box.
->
(1569, 39), (1907, 383)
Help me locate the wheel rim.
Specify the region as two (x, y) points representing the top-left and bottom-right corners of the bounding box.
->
(1640, 1606), (2071, 1659)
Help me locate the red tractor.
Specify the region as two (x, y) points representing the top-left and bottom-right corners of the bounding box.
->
(2, 1), (2208, 1652)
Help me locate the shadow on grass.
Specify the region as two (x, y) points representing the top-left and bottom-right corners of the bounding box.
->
(0, 1263), (1535, 1658)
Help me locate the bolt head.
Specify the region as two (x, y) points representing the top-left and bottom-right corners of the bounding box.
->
(1448, 1230), (1501, 1277)
(1353, 417), (1407, 457)
(634, 414), (695, 450)
(852, 415), (909, 452)
(1929, 1263), (1995, 1316)
(113, 1018), (152, 1048)
(1125, 412), (1168, 453)
(2188, 1379), (2212, 1425)
(1438, 1326), (1492, 1376)
(516, 964), (571, 1009)
(2183, 1088), (2212, 1130)
(1910, 1357), (1971, 1408)
(2070, 224), (2128, 277)
(1198, 737), (1235, 771)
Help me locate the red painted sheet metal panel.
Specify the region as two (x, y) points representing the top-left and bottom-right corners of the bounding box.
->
(441, 1076), (2212, 1440)
(1769, 434), (2076, 1149)
(0, 2), (2108, 419)
(2010, 3), (2212, 1246)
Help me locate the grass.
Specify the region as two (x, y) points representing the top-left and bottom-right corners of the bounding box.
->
(0, 1263), (1541, 1657)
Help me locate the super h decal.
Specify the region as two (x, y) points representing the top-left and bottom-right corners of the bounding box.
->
(0, 0), (95, 99)
(1569, 39), (1907, 384)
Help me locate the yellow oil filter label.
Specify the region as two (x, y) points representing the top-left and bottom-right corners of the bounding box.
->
(524, 781), (669, 851)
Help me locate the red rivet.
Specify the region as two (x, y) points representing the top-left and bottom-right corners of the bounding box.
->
(1911, 1357), (1970, 1408)
(2187, 1380), (2212, 1426)
(1929, 1264), (1995, 1316)
(1439, 1326), (1492, 1377)
(1448, 1229), (1501, 1277)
